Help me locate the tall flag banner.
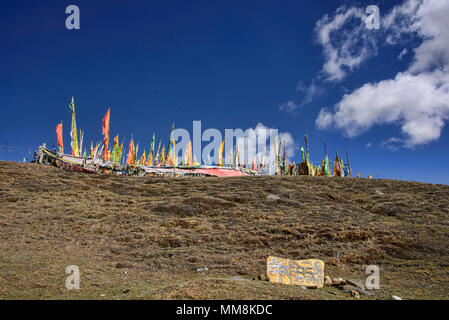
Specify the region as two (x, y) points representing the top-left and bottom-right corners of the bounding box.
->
(234, 144), (239, 167)
(92, 143), (99, 158)
(79, 130), (84, 157)
(167, 141), (173, 166)
(184, 141), (190, 165)
(278, 140), (282, 174)
(147, 133), (155, 166)
(155, 141), (162, 165)
(171, 140), (177, 166)
(334, 150), (343, 177)
(146, 151), (153, 166)
(345, 149), (352, 177)
(283, 142), (286, 168)
(69, 97), (80, 156)
(141, 150), (146, 166)
(97, 144), (104, 159)
(324, 156), (331, 176)
(133, 143), (139, 166)
(305, 130), (310, 162)
(111, 135), (119, 163)
(218, 139), (225, 166)
(102, 108), (110, 160)
(333, 150), (338, 177)
(174, 139), (178, 165)
(151, 133), (155, 155)
(339, 156), (345, 177)
(56, 122), (64, 153)
(89, 142), (93, 158)
(273, 136), (278, 170)
(160, 145), (166, 164)
(118, 142), (124, 164)
(167, 123), (175, 164)
(166, 145), (172, 164)
(188, 141), (193, 165)
(126, 139), (134, 165)
(115, 135), (120, 162)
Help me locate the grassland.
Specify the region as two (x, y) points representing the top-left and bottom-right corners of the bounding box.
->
(0, 161), (448, 299)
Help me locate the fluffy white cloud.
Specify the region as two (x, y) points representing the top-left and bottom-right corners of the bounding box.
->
(409, 0), (449, 73)
(383, 0), (421, 44)
(316, 108), (333, 129)
(316, 0), (449, 148)
(314, 6), (376, 81)
(279, 6), (370, 110)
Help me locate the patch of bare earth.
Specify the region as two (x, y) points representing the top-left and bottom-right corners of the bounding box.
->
(0, 161), (448, 299)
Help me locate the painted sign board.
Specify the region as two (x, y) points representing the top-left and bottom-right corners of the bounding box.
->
(267, 256), (324, 288)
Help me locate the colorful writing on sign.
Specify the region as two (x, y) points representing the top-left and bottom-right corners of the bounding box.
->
(267, 256), (324, 288)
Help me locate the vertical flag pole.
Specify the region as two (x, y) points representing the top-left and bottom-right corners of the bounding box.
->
(346, 149), (352, 177)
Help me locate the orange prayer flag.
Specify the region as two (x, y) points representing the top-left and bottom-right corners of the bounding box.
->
(102, 108), (110, 160)
(126, 139), (134, 165)
(102, 108), (110, 135)
(56, 122), (64, 153)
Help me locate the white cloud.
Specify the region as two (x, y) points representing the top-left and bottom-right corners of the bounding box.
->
(297, 80), (324, 105)
(314, 0), (423, 81)
(279, 100), (300, 113)
(314, 6), (377, 81)
(380, 137), (402, 151)
(316, 0), (449, 148)
(279, 81), (324, 114)
(383, 0), (421, 44)
(279, 6), (371, 110)
(316, 108), (333, 129)
(409, 0), (449, 73)
(398, 48), (408, 60)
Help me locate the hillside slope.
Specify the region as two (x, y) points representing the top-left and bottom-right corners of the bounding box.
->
(0, 161), (448, 299)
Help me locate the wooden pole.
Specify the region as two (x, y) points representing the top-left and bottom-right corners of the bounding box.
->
(324, 140), (327, 158)
(346, 149), (352, 177)
(305, 129), (310, 161)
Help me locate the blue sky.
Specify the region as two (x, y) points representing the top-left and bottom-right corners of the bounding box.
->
(1, 0), (448, 184)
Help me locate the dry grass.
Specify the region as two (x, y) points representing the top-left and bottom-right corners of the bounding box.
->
(0, 161), (448, 299)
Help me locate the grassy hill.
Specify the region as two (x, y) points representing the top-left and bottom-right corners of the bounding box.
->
(1, 161), (448, 299)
